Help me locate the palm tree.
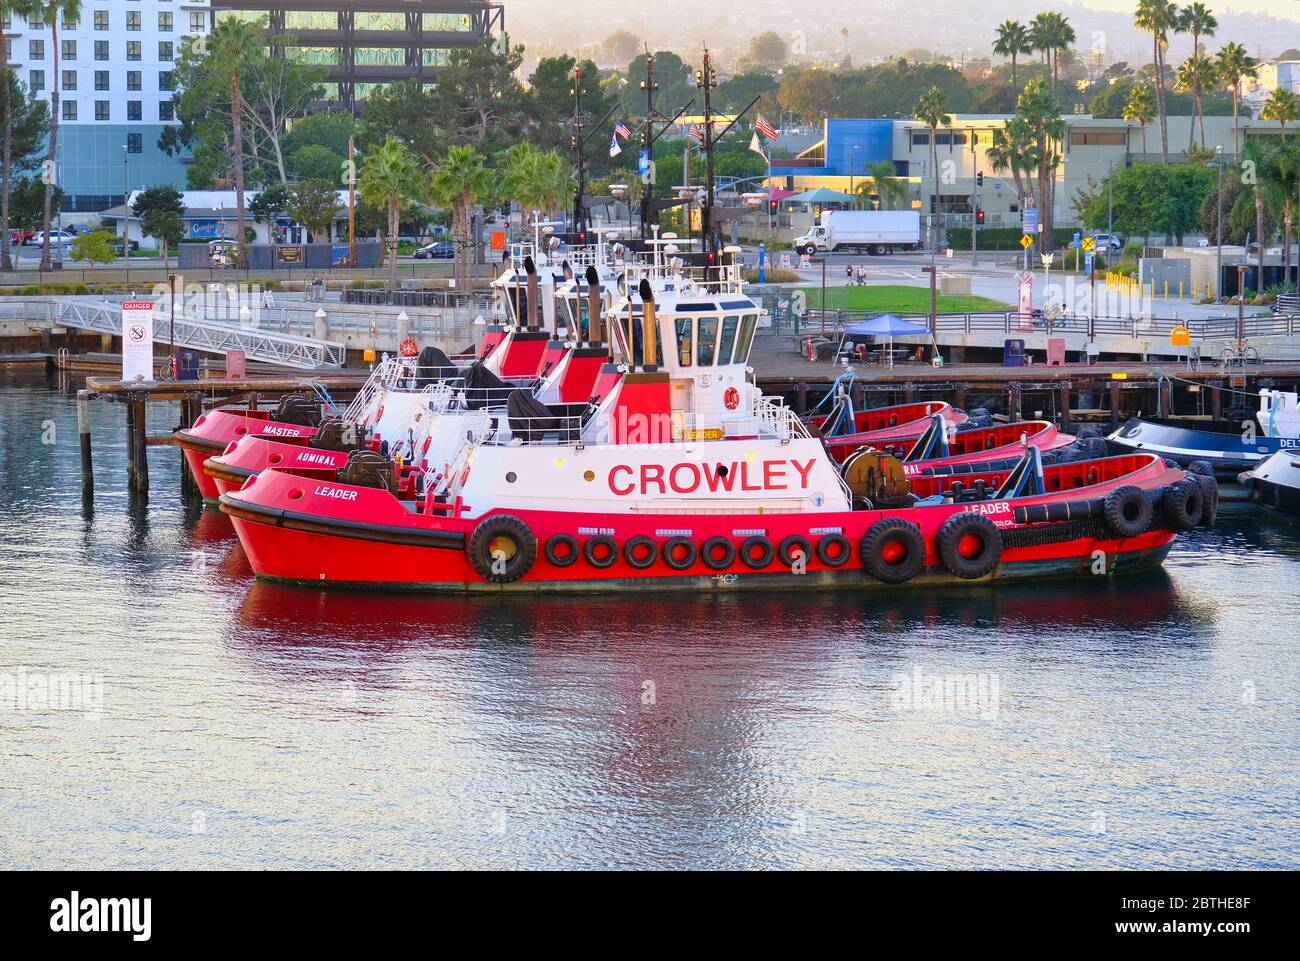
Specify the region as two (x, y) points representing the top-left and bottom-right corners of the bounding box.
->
(37, 0), (82, 271)
(864, 159), (908, 210)
(1269, 142), (1300, 288)
(1178, 3), (1217, 147)
(1261, 89), (1300, 136)
(1174, 57), (1219, 149)
(2, 0), (42, 271)
(1135, 0), (1181, 164)
(1017, 78), (1067, 250)
(205, 17), (265, 266)
(429, 144), (496, 294)
(1216, 41), (1259, 157)
(1123, 83), (1158, 156)
(986, 118), (1038, 214)
(1235, 140), (1275, 288)
(358, 137), (427, 292)
(993, 20), (1032, 94)
(914, 86), (951, 255)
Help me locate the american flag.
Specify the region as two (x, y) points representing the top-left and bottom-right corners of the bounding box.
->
(755, 115), (778, 141)
(688, 124), (705, 143)
(614, 120), (632, 140)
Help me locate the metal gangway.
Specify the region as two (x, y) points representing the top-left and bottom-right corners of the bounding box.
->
(43, 298), (347, 370)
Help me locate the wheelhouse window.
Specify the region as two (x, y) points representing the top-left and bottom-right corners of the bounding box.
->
(674, 318), (693, 367)
(718, 316), (738, 365)
(696, 317), (719, 367)
(734, 315), (758, 365)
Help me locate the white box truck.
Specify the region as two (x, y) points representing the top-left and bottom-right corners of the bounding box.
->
(793, 211), (921, 257)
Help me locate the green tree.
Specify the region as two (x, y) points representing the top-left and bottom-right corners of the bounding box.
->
(602, 29), (640, 65)
(1, 61), (50, 271)
(1123, 83), (1158, 156)
(37, 0), (83, 271)
(1016, 78), (1067, 250)
(431, 37), (527, 152)
(286, 144), (344, 183)
(358, 138), (426, 291)
(1028, 11), (1075, 93)
(915, 85), (951, 251)
(1135, 0), (1181, 164)
(131, 185), (186, 269)
(1083, 162), (1212, 245)
(69, 230), (117, 268)
(287, 178), (341, 243)
(1261, 89), (1300, 134)
(993, 19), (1033, 94)
(202, 17), (265, 264)
(863, 159), (908, 210)
(249, 182), (291, 239)
(1175, 57), (1219, 149)
(428, 144), (495, 294)
(741, 32), (788, 72)
(1235, 140), (1276, 280)
(1215, 41), (1259, 157)
(1178, 3), (1218, 148)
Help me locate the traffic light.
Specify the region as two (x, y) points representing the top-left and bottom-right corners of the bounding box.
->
(769, 200), (779, 215)
(975, 209), (985, 225)
(976, 172), (984, 188)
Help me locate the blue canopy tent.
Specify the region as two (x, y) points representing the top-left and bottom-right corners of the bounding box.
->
(843, 314), (931, 368)
(784, 187), (859, 206)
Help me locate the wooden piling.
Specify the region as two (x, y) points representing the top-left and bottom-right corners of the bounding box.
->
(1210, 381), (1223, 422)
(77, 389), (94, 493)
(1057, 386), (1071, 431)
(129, 393), (149, 493)
(1109, 382), (1121, 429)
(1158, 379), (1172, 419)
(1008, 384), (1022, 423)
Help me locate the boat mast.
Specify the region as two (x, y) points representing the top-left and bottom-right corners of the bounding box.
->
(571, 64), (587, 241)
(639, 55), (658, 240)
(695, 48), (717, 262)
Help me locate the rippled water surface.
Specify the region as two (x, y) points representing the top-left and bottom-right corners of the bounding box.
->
(2, 369), (1297, 869)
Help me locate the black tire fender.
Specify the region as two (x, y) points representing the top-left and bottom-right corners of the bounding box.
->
(1195, 473), (1219, 527)
(700, 537), (736, 572)
(816, 533), (853, 568)
(544, 533), (579, 568)
(778, 534), (813, 569)
(661, 537), (698, 571)
(622, 535), (659, 570)
(1162, 481), (1204, 532)
(1103, 485), (1153, 538)
(935, 512), (1003, 580)
(583, 534), (619, 569)
(738, 536), (775, 570)
(859, 519), (927, 584)
(468, 514), (537, 584)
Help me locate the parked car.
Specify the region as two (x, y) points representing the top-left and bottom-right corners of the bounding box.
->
(24, 230), (75, 247)
(413, 241), (454, 260)
(1088, 233), (1124, 252)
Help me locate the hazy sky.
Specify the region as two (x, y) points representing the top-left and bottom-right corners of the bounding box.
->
(502, 0), (1300, 63)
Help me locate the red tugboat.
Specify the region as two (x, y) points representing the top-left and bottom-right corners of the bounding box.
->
(221, 262), (1213, 593)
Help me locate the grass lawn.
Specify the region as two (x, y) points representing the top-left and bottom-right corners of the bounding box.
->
(802, 284), (1011, 314)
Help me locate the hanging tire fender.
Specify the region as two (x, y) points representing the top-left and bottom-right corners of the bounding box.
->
(1162, 481), (1204, 532)
(700, 537), (736, 572)
(622, 535), (659, 571)
(1103, 485), (1153, 538)
(935, 513), (1003, 580)
(859, 518), (927, 584)
(468, 514), (537, 584)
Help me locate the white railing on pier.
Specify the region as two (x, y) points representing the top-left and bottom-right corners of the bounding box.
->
(45, 298), (346, 370)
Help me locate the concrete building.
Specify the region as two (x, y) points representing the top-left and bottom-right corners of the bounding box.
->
(1244, 61), (1300, 113)
(212, 0), (505, 107)
(769, 114), (1292, 235)
(3, 1), (206, 213)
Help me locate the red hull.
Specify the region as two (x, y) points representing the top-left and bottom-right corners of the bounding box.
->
(174, 407), (317, 501)
(221, 455), (1189, 593)
(205, 435), (349, 499)
(810, 401), (969, 449)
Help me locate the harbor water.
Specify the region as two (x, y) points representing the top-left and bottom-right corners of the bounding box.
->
(2, 369), (1297, 869)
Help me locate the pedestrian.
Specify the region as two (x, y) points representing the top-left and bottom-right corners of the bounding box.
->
(263, 288), (275, 310)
